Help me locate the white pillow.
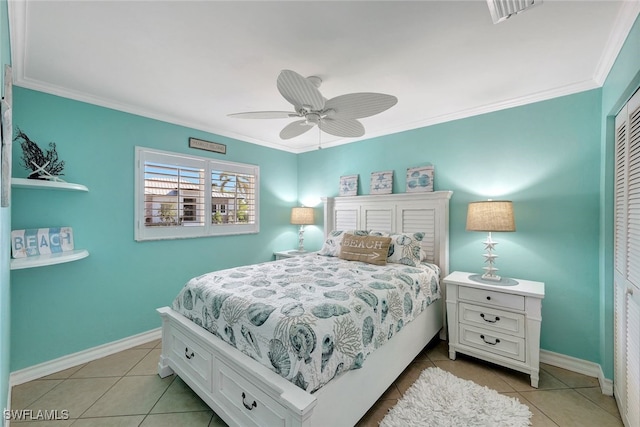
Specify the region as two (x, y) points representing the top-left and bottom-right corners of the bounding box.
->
(387, 232), (426, 266)
(318, 230), (369, 257)
(370, 231), (427, 266)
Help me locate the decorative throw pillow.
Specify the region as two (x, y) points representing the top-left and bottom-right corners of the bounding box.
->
(369, 230), (429, 264)
(318, 230), (370, 257)
(386, 232), (426, 266)
(339, 233), (392, 266)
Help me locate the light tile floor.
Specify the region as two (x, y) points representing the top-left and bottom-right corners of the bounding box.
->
(9, 338), (622, 426)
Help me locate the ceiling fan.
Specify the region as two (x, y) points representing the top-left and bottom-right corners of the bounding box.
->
(228, 69), (398, 140)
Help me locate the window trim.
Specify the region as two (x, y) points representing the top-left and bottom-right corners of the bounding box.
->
(135, 146), (260, 241)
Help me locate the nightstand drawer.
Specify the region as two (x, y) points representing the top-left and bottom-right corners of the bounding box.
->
(458, 286), (525, 311)
(459, 302), (525, 338)
(459, 323), (525, 362)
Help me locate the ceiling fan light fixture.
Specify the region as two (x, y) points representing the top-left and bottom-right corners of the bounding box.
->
(306, 113), (320, 125)
(487, 0), (541, 24)
(229, 69), (398, 140)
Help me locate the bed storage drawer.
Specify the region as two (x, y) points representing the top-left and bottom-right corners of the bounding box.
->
(168, 326), (213, 392)
(458, 323), (525, 362)
(214, 358), (289, 427)
(458, 302), (525, 337)
(458, 286), (525, 311)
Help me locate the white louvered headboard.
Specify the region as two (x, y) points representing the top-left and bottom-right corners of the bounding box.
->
(323, 191), (452, 276)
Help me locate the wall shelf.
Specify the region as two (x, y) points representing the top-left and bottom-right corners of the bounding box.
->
(11, 178), (89, 192)
(10, 177), (90, 269)
(10, 249), (90, 270)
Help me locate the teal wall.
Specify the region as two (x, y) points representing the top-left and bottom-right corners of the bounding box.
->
(5, 9), (639, 386)
(1, 0), (10, 418)
(298, 90), (603, 364)
(9, 88), (298, 370)
(600, 15), (640, 379)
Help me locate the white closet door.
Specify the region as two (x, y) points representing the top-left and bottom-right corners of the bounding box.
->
(616, 103), (628, 277)
(627, 90), (640, 427)
(615, 88), (640, 427)
(627, 287), (639, 427)
(627, 92), (640, 286)
(615, 99), (629, 422)
(616, 280), (628, 405)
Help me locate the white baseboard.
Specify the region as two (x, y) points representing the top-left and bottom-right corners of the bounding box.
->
(9, 328), (161, 387)
(540, 349), (613, 396)
(7, 328), (614, 399)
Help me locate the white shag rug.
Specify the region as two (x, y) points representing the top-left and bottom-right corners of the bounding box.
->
(380, 367), (532, 427)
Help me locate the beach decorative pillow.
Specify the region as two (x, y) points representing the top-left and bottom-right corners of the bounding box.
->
(338, 233), (392, 265)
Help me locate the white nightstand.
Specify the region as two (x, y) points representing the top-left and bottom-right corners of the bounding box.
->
(444, 271), (545, 387)
(273, 250), (310, 260)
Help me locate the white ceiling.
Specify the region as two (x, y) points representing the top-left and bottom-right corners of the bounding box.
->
(8, 1), (640, 153)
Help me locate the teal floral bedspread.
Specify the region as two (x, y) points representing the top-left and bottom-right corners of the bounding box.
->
(172, 254), (441, 393)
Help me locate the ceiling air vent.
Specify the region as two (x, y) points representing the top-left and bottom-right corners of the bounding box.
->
(486, 0), (542, 24)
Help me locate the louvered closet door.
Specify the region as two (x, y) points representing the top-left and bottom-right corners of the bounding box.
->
(627, 287), (640, 427)
(615, 102), (629, 405)
(615, 87), (640, 427)
(628, 92), (640, 286)
(616, 280), (628, 405)
(616, 103), (628, 278)
(627, 90), (640, 427)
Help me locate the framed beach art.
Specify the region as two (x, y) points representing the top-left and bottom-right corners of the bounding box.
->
(370, 170), (393, 194)
(339, 174), (359, 196)
(406, 165), (434, 192)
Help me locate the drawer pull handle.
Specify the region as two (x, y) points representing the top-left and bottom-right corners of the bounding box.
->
(184, 348), (195, 360)
(242, 392), (257, 410)
(480, 313), (500, 323)
(480, 334), (500, 346)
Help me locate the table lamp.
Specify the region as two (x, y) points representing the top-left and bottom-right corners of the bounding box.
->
(466, 200), (515, 281)
(290, 206), (315, 253)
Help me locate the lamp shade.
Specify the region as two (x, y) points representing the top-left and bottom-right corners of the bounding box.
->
(290, 207), (315, 225)
(466, 200), (515, 232)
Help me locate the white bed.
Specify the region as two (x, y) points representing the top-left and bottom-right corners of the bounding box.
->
(157, 191), (452, 427)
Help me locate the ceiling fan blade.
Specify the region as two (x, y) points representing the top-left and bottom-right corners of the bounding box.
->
(277, 70), (325, 111)
(319, 118), (365, 138)
(280, 120), (315, 140)
(324, 93), (398, 119)
(228, 111), (298, 119)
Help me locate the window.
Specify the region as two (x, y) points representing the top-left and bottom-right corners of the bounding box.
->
(135, 147), (259, 241)
(182, 198), (197, 223)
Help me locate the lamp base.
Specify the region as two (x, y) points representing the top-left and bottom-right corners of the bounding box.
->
(469, 274), (519, 286)
(297, 225), (306, 253)
(481, 272), (502, 282)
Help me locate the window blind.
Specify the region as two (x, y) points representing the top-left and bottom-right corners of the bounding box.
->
(144, 162), (205, 227)
(135, 147), (260, 241)
(211, 170), (256, 226)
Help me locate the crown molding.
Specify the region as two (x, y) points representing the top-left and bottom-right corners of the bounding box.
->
(593, 0), (640, 86)
(8, 0), (639, 155)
